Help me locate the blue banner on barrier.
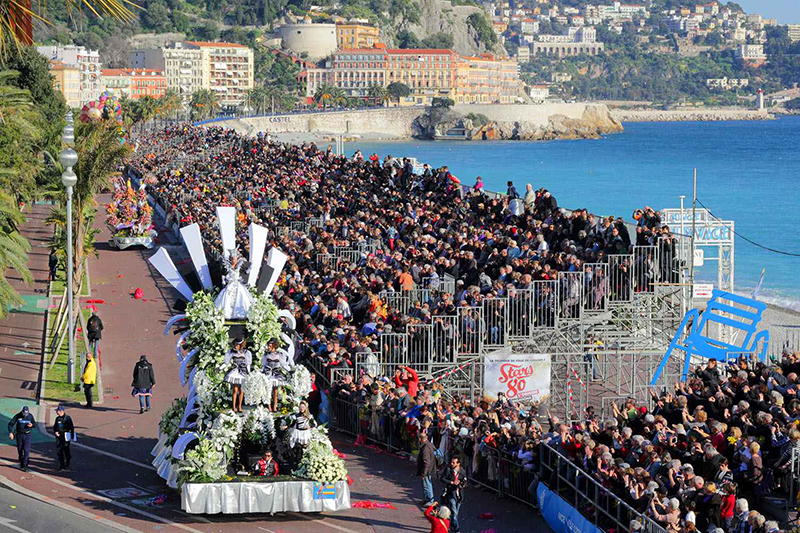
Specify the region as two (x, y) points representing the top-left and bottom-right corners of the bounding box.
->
(537, 483), (604, 533)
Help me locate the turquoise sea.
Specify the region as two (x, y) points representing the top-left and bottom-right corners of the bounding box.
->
(350, 117), (800, 310)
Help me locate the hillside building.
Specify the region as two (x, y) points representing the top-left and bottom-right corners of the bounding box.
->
(336, 22), (380, 50)
(788, 24), (800, 42)
(131, 41), (253, 107)
(736, 44), (767, 67)
(277, 19), (338, 60)
(305, 47), (519, 105)
(101, 69), (167, 100)
(37, 45), (101, 105)
(49, 61), (81, 108)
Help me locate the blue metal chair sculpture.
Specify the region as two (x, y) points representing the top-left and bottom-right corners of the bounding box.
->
(650, 289), (770, 386)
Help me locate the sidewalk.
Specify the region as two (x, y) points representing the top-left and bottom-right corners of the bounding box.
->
(0, 204), (51, 436)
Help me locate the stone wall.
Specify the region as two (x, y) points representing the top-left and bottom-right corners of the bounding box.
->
(218, 103), (617, 139)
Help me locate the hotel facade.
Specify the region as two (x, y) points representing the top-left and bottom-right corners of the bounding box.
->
(306, 47), (519, 105)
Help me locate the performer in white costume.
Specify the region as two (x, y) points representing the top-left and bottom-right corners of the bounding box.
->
(215, 252), (254, 320)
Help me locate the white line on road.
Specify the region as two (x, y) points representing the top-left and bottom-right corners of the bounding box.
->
(287, 512), (362, 533)
(0, 473), (141, 533)
(0, 459), (203, 533)
(0, 516), (33, 533)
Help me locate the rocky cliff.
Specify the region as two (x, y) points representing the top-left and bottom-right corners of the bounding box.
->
(414, 104), (624, 140)
(381, 0), (507, 57)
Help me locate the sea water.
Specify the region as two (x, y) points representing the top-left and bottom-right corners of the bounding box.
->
(350, 117), (800, 310)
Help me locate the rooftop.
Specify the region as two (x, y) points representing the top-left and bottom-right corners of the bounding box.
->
(185, 41), (249, 48)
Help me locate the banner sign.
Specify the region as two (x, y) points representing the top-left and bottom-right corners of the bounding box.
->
(313, 483), (338, 500)
(537, 483), (604, 533)
(483, 351), (551, 403)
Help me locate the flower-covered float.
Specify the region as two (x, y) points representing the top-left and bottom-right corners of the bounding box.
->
(148, 207), (349, 514)
(105, 178), (157, 249)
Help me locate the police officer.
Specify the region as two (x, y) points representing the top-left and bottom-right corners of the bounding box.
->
(8, 406), (35, 471)
(53, 405), (74, 470)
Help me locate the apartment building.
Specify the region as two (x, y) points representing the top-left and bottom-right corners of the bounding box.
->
(456, 53), (519, 104)
(101, 69), (167, 100)
(37, 45), (102, 105)
(131, 41), (254, 107)
(788, 24), (800, 43)
(49, 61), (81, 108)
(306, 47), (519, 105)
(736, 44), (767, 67)
(336, 22), (380, 50)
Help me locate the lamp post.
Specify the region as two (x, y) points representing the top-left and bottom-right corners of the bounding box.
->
(60, 117), (78, 384)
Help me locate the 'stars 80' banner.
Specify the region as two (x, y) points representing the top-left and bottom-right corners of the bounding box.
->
(483, 351), (551, 403)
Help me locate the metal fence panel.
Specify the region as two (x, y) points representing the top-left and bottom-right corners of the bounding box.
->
(583, 262), (609, 313)
(507, 288), (534, 340)
(531, 280), (559, 330)
(633, 245), (661, 294)
(607, 254), (633, 303)
(558, 271), (584, 320)
(379, 291), (412, 315)
(456, 306), (483, 357)
(483, 297), (509, 348)
(430, 315), (458, 365)
(407, 323), (433, 375)
(378, 333), (408, 367)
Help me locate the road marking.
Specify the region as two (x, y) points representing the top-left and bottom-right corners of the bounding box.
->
(257, 527), (278, 533)
(0, 473), (141, 533)
(287, 512), (361, 533)
(0, 459), (203, 533)
(0, 516), (33, 533)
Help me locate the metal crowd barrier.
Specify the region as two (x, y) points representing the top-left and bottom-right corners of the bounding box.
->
(539, 443), (668, 533)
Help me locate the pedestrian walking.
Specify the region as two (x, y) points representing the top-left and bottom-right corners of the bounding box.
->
(48, 249), (58, 282)
(131, 355), (156, 414)
(82, 352), (97, 408)
(53, 405), (74, 470)
(8, 406), (35, 471)
(440, 456), (465, 533)
(417, 432), (436, 507)
(86, 311), (104, 357)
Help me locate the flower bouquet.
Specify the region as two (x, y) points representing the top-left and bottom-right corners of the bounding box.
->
(105, 178), (157, 249)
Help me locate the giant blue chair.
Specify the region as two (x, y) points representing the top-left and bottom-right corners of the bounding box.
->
(650, 289), (769, 386)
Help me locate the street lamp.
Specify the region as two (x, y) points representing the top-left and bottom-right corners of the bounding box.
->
(60, 140), (78, 384)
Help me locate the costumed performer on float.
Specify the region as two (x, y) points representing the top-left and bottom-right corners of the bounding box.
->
(224, 338), (252, 413)
(215, 251), (253, 320)
(287, 400), (316, 449)
(262, 338), (292, 411)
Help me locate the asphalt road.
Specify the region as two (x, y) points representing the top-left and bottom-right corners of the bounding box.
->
(0, 483), (116, 533)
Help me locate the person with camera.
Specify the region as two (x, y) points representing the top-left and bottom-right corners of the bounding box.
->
(440, 456), (465, 533)
(424, 501), (451, 533)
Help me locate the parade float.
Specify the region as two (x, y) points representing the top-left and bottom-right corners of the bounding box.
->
(105, 178), (157, 249)
(148, 207), (349, 514)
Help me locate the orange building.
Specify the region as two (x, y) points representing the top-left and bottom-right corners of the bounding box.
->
(336, 22), (380, 50)
(101, 68), (167, 100)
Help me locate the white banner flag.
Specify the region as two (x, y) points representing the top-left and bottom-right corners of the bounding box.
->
(483, 351), (551, 404)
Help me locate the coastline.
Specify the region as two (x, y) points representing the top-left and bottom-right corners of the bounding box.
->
(610, 108), (773, 122)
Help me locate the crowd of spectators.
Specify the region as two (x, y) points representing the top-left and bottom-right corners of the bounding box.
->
(128, 125), (794, 533)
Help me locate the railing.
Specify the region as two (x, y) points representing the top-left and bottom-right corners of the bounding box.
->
(539, 442), (668, 533)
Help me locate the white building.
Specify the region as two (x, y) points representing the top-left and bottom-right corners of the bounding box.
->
(520, 19), (539, 34)
(788, 24), (800, 42)
(37, 45), (102, 105)
(277, 18), (338, 61)
(598, 2), (648, 21)
(736, 44), (767, 66)
(528, 84), (549, 102)
(132, 41), (254, 107)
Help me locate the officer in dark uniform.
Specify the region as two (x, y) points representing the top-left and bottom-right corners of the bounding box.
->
(8, 406), (35, 471)
(53, 405), (75, 470)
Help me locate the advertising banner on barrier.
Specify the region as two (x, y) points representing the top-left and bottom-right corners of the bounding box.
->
(483, 350), (551, 403)
(537, 483), (604, 533)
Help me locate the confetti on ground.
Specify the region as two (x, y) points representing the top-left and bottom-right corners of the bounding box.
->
(9, 505), (16, 509)
(86, 299), (106, 304)
(352, 500), (397, 510)
(479, 513), (496, 520)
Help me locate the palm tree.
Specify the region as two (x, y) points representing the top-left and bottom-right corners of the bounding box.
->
(157, 89), (183, 120)
(189, 89), (218, 121)
(1, 0), (136, 59)
(368, 84), (389, 107)
(0, 191), (32, 317)
(0, 69), (37, 316)
(313, 84), (336, 110)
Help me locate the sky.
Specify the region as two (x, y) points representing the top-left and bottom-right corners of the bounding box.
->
(735, 0), (800, 24)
